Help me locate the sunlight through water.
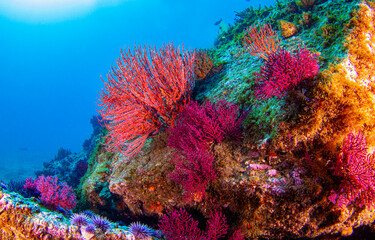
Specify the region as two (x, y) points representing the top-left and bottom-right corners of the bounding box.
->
(0, 0), (127, 22)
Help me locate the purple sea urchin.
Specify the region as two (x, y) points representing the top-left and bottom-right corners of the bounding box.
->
(84, 224), (96, 234)
(91, 215), (111, 232)
(70, 213), (89, 227)
(129, 222), (153, 239)
(82, 210), (96, 218)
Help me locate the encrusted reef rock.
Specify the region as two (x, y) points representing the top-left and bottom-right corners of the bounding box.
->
(82, 132), (375, 239)
(79, 0), (375, 239)
(0, 190), (156, 240)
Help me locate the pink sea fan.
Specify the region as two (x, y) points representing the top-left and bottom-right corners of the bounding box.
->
(169, 146), (217, 202)
(158, 208), (230, 240)
(255, 46), (319, 99)
(23, 175), (76, 211)
(158, 208), (204, 239)
(167, 100), (245, 201)
(167, 99), (245, 150)
(329, 131), (375, 208)
(205, 210), (229, 239)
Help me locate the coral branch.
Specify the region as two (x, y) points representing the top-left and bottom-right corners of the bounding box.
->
(243, 23), (280, 60)
(329, 131), (375, 208)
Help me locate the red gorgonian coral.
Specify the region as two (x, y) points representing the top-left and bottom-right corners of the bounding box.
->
(254, 46), (319, 99)
(329, 131), (375, 208)
(98, 43), (195, 156)
(243, 23), (280, 60)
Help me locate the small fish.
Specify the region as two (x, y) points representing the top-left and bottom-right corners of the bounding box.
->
(18, 147), (28, 151)
(214, 18), (222, 26)
(245, 0), (250, 2)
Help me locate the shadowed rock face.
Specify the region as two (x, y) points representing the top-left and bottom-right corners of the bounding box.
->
(80, 130), (375, 239)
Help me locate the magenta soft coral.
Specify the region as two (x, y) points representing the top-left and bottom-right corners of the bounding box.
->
(167, 100), (245, 201)
(24, 175), (77, 211)
(255, 46), (319, 99)
(159, 208), (244, 240)
(169, 146), (217, 202)
(168, 99), (245, 150)
(329, 131), (375, 208)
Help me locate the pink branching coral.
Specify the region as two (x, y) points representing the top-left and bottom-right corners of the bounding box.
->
(254, 46), (319, 99)
(159, 208), (205, 239)
(98, 43), (195, 156)
(169, 145), (217, 202)
(329, 131), (375, 208)
(159, 208), (242, 240)
(168, 99), (245, 149)
(24, 175), (77, 210)
(167, 100), (245, 201)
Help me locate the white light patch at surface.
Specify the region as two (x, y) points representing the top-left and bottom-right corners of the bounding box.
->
(0, 0), (127, 23)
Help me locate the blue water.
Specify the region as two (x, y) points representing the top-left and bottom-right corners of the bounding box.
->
(0, 0), (275, 181)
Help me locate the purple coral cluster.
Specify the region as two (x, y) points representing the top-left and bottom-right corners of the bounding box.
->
(329, 131), (375, 208)
(23, 175), (76, 211)
(255, 46), (319, 99)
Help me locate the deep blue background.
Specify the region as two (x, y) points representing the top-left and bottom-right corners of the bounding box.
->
(0, 0), (275, 181)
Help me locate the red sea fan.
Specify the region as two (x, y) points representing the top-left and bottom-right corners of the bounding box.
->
(254, 46), (319, 99)
(329, 131), (375, 208)
(98, 43), (195, 156)
(243, 23), (280, 60)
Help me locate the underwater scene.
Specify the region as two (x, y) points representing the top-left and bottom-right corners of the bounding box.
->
(2, 0), (375, 239)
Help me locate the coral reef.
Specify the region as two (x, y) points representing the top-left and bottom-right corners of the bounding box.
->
(7, 0), (375, 240)
(79, 1), (375, 239)
(0, 189), (159, 239)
